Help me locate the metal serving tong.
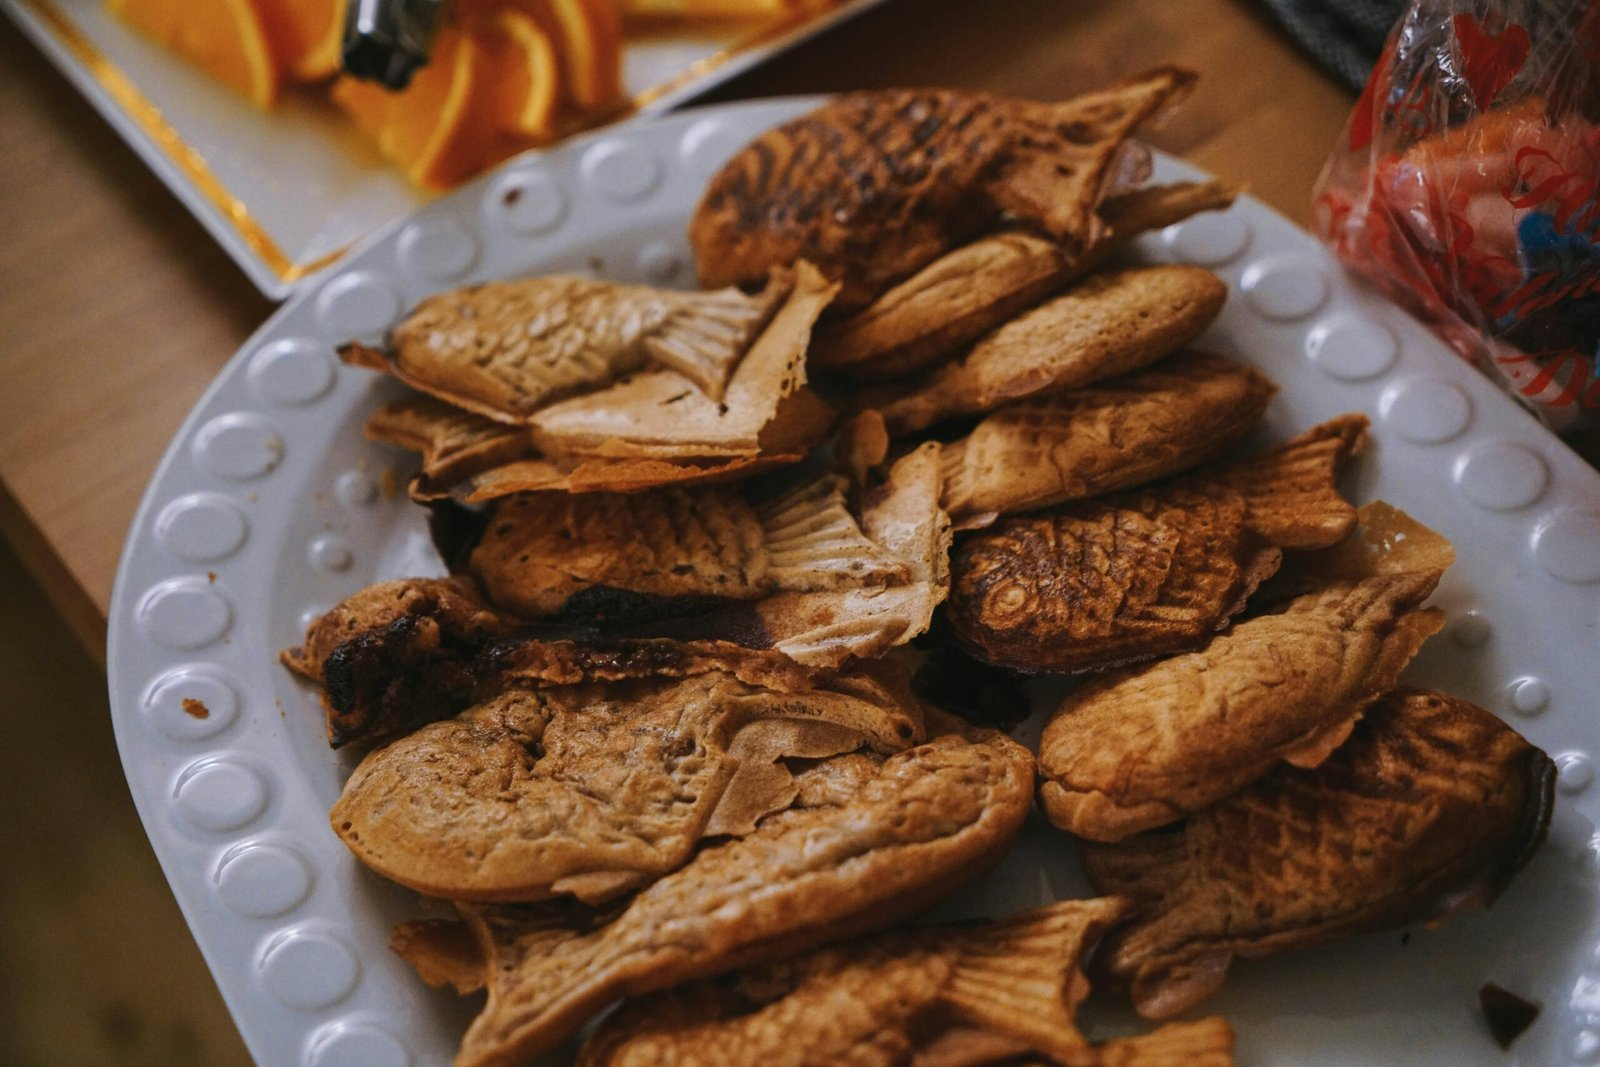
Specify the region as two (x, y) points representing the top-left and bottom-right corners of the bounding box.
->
(342, 0), (450, 89)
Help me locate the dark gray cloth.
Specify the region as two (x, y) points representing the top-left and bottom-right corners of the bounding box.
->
(1255, 0), (1409, 91)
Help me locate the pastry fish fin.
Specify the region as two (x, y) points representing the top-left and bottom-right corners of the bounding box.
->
(391, 919), (487, 995)
(1223, 413), (1368, 549)
(755, 473), (911, 592)
(937, 898), (1129, 1063)
(647, 274), (791, 401)
(1094, 1017), (1237, 1067)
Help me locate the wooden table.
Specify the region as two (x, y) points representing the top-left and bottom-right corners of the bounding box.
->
(0, 0), (1356, 659)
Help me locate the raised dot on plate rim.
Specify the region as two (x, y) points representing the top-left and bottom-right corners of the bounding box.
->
(307, 1020), (411, 1067)
(396, 217), (479, 282)
(307, 533), (354, 573)
(172, 757), (269, 833)
(1304, 316), (1399, 382)
(1379, 376), (1473, 444)
(581, 140), (663, 202)
(1450, 610), (1492, 648)
(635, 241), (682, 283)
(1240, 257), (1330, 321)
(137, 578), (232, 650)
(215, 841), (313, 918)
(154, 493), (248, 563)
(1533, 509), (1600, 584)
(142, 665), (240, 740)
(1163, 210), (1251, 267)
(316, 271), (401, 338)
(248, 338), (337, 407)
(1508, 677), (1551, 717)
(259, 928), (361, 1010)
(334, 470), (378, 508)
(1453, 441), (1549, 511)
(1557, 752), (1595, 794)
(489, 169), (567, 234)
(192, 413), (285, 482)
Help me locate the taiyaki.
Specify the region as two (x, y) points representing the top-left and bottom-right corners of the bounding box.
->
(330, 670), (923, 904)
(876, 265), (1229, 436)
(690, 69), (1195, 311)
(403, 729), (1034, 1066)
(1037, 570), (1449, 843)
(814, 179), (1240, 381)
(946, 416), (1368, 673)
(462, 451), (802, 502)
(468, 472), (908, 619)
(340, 270), (793, 422)
(526, 262), (838, 460)
(576, 899), (1137, 1067)
(941, 350), (1277, 528)
(364, 394), (536, 499)
(1083, 689), (1556, 1019)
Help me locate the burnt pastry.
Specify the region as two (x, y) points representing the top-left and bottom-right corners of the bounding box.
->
(940, 350), (1276, 528)
(946, 416), (1367, 673)
(815, 179), (1240, 382)
(331, 670), (924, 904)
(1082, 689), (1555, 1018)
(690, 69), (1195, 311)
(876, 265), (1228, 436)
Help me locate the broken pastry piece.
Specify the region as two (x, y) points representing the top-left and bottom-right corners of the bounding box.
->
(941, 350), (1277, 528)
(1037, 565), (1450, 843)
(527, 262), (838, 461)
(877, 264), (1229, 436)
(947, 415), (1367, 673)
(815, 179), (1240, 382)
(462, 451), (801, 502)
(331, 670), (923, 904)
(340, 270), (792, 422)
(576, 898), (1132, 1067)
(1083, 689), (1556, 1019)
(468, 473), (908, 619)
(423, 729), (1035, 1066)
(364, 394), (536, 500)
(691, 68), (1196, 311)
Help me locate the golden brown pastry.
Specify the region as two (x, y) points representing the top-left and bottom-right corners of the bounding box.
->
(426, 729), (1036, 1066)
(941, 351), (1276, 528)
(690, 69), (1195, 311)
(461, 451), (802, 501)
(1036, 570), (1448, 842)
(946, 416), (1367, 673)
(1082, 689), (1556, 1019)
(526, 262), (837, 460)
(468, 474), (907, 619)
(1093, 1018), (1238, 1066)
(876, 265), (1228, 436)
(330, 670), (923, 904)
(814, 179), (1240, 382)
(364, 395), (535, 500)
(575, 898), (1131, 1067)
(340, 271), (790, 421)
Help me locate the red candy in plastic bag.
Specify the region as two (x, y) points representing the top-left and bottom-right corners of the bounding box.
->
(1314, 0), (1600, 442)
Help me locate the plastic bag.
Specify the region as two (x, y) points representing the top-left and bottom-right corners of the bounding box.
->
(1313, 0), (1600, 443)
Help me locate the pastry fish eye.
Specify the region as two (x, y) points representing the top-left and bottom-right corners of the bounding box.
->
(983, 580), (1033, 623)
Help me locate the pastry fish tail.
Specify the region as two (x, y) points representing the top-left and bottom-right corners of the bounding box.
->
(645, 272), (792, 400)
(754, 473), (910, 592)
(1224, 413), (1369, 549)
(937, 897), (1130, 1064)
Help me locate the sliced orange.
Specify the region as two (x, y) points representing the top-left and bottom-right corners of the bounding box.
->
(332, 26), (480, 190)
(256, 0), (346, 82)
(546, 0), (623, 110)
(107, 0), (280, 108)
(475, 7), (562, 140)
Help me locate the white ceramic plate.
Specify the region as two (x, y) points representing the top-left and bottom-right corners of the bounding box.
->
(1, 0), (888, 299)
(108, 98), (1600, 1067)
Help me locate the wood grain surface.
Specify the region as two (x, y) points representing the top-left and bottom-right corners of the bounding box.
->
(0, 0), (1355, 658)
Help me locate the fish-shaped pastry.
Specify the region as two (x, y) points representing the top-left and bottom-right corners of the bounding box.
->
(815, 179), (1240, 382)
(364, 394), (536, 500)
(576, 899), (1140, 1067)
(947, 416), (1367, 672)
(283, 577), (822, 747)
(1037, 568), (1449, 843)
(690, 69), (1195, 311)
(1082, 688), (1556, 1019)
(876, 265), (1229, 436)
(340, 270), (794, 422)
(330, 670), (924, 905)
(460, 451), (803, 501)
(400, 729), (1034, 1067)
(526, 262), (838, 461)
(941, 350), (1277, 528)
(468, 472), (909, 619)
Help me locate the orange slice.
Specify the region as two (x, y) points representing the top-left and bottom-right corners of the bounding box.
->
(333, 26), (480, 189)
(479, 7), (562, 139)
(256, 0), (345, 82)
(107, 0), (280, 108)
